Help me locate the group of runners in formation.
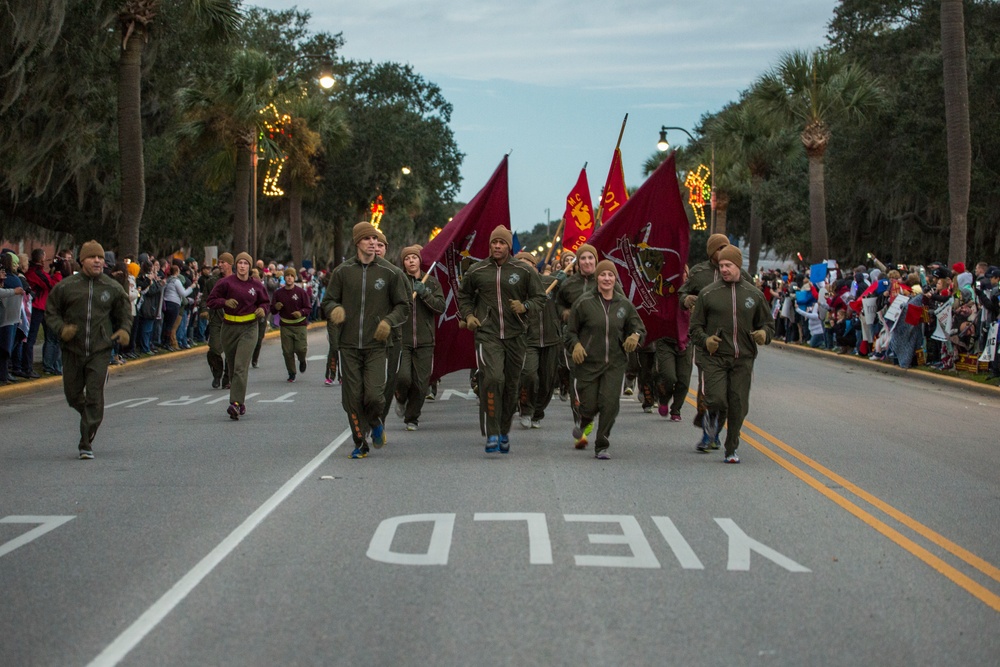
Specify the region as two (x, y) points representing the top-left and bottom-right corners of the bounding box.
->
(42, 227), (773, 463)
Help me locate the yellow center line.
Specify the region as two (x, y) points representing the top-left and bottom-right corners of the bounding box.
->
(683, 393), (1000, 611)
(739, 430), (1000, 613)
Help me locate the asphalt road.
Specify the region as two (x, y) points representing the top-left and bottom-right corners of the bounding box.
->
(1, 331), (998, 666)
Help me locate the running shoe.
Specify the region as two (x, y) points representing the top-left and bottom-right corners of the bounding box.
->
(395, 401), (405, 419)
(212, 377), (221, 389)
(287, 374), (296, 383)
(299, 359), (307, 373)
(520, 415), (532, 429)
(573, 422), (593, 449)
(485, 436), (500, 453)
(239, 403), (246, 416)
(371, 421), (386, 448)
(643, 406), (653, 414)
(350, 445), (368, 459)
(696, 435), (712, 453)
(324, 378), (334, 386)
(670, 413), (682, 422)
(658, 404), (670, 417)
(531, 420), (541, 429)
(405, 422), (418, 431)
(724, 453), (740, 464)
(595, 449), (611, 460)
(228, 402), (240, 420)
(78, 448), (94, 460)
(498, 434), (510, 454)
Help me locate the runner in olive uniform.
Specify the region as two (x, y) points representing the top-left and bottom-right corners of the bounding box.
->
(516, 252), (564, 429)
(556, 243), (599, 433)
(322, 222), (410, 459)
(457, 225), (546, 454)
(678, 234), (753, 438)
(206, 252), (271, 420)
(202, 252), (232, 389)
(45, 241), (133, 459)
(395, 244), (445, 430)
(374, 230), (407, 423)
(271, 267), (311, 382)
(689, 245), (774, 463)
(565, 260), (645, 459)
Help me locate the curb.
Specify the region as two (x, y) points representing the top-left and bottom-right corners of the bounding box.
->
(769, 340), (1000, 399)
(0, 320), (327, 399)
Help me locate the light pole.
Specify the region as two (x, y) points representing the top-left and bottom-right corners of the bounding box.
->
(656, 125), (697, 152)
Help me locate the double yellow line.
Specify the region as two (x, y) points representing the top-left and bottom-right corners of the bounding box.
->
(686, 395), (1000, 612)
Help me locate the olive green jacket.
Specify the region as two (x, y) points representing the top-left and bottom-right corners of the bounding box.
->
(403, 272), (446, 349)
(527, 274), (562, 347)
(565, 290), (646, 367)
(457, 256), (546, 339)
(679, 260), (754, 306)
(46, 272), (133, 357)
(689, 279), (774, 359)
(321, 256), (410, 350)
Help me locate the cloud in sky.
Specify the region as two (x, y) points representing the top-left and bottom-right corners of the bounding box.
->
(251, 0), (838, 235)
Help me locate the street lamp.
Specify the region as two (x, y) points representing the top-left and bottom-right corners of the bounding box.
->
(657, 125), (697, 152)
(318, 74), (335, 89)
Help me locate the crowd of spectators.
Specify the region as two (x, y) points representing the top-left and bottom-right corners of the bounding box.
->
(757, 256), (1000, 380)
(0, 247), (329, 386)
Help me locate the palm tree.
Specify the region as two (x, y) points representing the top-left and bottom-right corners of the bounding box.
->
(941, 0), (970, 266)
(174, 49), (277, 254)
(281, 94), (351, 267)
(754, 49), (884, 262)
(116, 0), (240, 258)
(707, 99), (797, 274)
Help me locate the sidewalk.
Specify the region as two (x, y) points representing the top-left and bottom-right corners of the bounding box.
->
(0, 321), (327, 399)
(770, 340), (1000, 399)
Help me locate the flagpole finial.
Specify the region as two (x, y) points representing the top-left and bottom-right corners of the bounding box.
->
(506, 148), (513, 156)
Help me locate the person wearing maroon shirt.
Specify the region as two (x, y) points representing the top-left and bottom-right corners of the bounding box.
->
(207, 252), (270, 420)
(271, 267), (312, 382)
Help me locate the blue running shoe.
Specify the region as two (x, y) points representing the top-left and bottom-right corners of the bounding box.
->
(485, 436), (500, 454)
(499, 434), (510, 454)
(710, 437), (721, 450)
(696, 435), (712, 453)
(371, 421), (386, 449)
(350, 445), (369, 459)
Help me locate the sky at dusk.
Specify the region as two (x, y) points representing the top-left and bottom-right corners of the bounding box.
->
(251, 0), (839, 235)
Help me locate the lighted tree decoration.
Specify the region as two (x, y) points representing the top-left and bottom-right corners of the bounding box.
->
(259, 103), (291, 197)
(684, 164), (711, 231)
(370, 194), (385, 228)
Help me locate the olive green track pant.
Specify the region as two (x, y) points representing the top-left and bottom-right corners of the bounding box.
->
(475, 334), (526, 437)
(395, 345), (434, 425)
(222, 321), (257, 406)
(699, 354), (755, 456)
(572, 361), (626, 454)
(62, 349), (111, 449)
(519, 344), (558, 421)
(339, 346), (388, 445)
(279, 326), (308, 377)
(381, 339), (402, 422)
(654, 339), (693, 416)
(206, 315), (229, 384)
(636, 348), (657, 408)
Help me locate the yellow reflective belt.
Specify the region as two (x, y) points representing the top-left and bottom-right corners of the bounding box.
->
(279, 315), (306, 324)
(224, 312), (257, 323)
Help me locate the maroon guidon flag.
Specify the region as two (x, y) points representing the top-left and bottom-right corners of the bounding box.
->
(588, 153), (690, 344)
(421, 155), (511, 381)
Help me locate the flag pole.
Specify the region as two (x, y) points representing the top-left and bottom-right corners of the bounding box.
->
(543, 218), (565, 266)
(594, 113), (628, 228)
(412, 261), (438, 299)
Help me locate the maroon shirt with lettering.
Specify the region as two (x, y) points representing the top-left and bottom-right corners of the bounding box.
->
(270, 284), (312, 326)
(207, 274), (270, 317)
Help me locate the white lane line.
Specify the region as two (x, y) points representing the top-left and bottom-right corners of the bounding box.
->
(87, 428), (352, 667)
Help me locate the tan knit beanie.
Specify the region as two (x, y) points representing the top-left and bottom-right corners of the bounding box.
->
(575, 243), (598, 260)
(78, 240), (105, 262)
(284, 267), (297, 279)
(375, 229), (387, 246)
(489, 225), (513, 248)
(595, 259), (619, 279)
(218, 252), (234, 265)
(706, 233), (729, 259)
(235, 251), (253, 267)
(515, 251), (537, 264)
(400, 245), (422, 263)
(353, 221), (379, 246)
(717, 244), (743, 267)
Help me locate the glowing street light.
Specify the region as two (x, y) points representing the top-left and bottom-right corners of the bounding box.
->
(657, 125), (697, 152)
(319, 74), (335, 89)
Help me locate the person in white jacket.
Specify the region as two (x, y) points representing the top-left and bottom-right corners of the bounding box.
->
(162, 264), (194, 351)
(795, 303), (827, 348)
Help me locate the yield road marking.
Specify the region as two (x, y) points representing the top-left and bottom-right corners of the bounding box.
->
(0, 516), (75, 558)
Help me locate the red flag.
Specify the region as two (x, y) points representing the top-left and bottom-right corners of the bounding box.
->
(421, 156), (510, 381)
(588, 153), (690, 344)
(597, 148), (628, 225)
(562, 168), (595, 253)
